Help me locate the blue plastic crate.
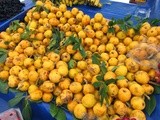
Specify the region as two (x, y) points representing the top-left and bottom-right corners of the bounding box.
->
(0, 0), (160, 120)
(0, 0), (34, 31)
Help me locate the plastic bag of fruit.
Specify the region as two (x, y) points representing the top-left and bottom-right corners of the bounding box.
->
(126, 42), (160, 70)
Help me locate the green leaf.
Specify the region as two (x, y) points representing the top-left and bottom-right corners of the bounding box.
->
(4, 41), (10, 45)
(8, 93), (24, 107)
(50, 103), (59, 118)
(26, 26), (30, 32)
(116, 19), (123, 24)
(48, 29), (64, 51)
(0, 53), (7, 63)
(108, 27), (115, 33)
(68, 59), (76, 69)
(153, 85), (160, 94)
(73, 43), (80, 50)
(145, 95), (156, 116)
(53, 28), (61, 40)
(105, 79), (117, 85)
(108, 21), (115, 26)
(111, 66), (118, 72)
(99, 84), (107, 105)
(0, 48), (7, 52)
(133, 24), (142, 33)
(93, 82), (102, 88)
(0, 80), (8, 94)
(9, 88), (21, 93)
(50, 39), (57, 46)
(55, 108), (66, 120)
(30, 100), (43, 104)
(73, 37), (80, 44)
(20, 26), (34, 40)
(60, 31), (65, 39)
(79, 45), (83, 51)
(105, 93), (109, 105)
(34, 5), (50, 13)
(116, 76), (125, 80)
(22, 99), (32, 120)
(96, 75), (103, 81)
(100, 61), (107, 74)
(92, 53), (101, 65)
(54, 49), (60, 54)
(43, 7), (50, 13)
(124, 14), (132, 21)
(48, 39), (57, 50)
(34, 5), (42, 12)
(64, 35), (86, 58)
(93, 53), (101, 59)
(150, 19), (160, 26)
(0, 48), (8, 63)
(79, 46), (87, 58)
(21, 32), (29, 40)
(64, 36), (74, 46)
(141, 18), (149, 24)
(64, 35), (79, 46)
(134, 16), (141, 22)
(127, 20), (133, 26)
(119, 24), (127, 31)
(9, 20), (20, 32)
(31, 0), (36, 3)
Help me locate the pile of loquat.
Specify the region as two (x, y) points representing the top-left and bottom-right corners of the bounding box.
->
(0, 0), (160, 120)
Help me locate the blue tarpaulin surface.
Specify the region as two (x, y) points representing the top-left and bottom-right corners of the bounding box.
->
(0, 0), (160, 120)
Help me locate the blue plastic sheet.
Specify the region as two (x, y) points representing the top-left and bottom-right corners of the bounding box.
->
(0, 0), (160, 120)
(0, 90), (160, 120)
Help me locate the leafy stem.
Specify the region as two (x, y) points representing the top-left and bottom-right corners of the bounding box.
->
(92, 53), (125, 105)
(92, 53), (101, 65)
(145, 94), (156, 116)
(0, 48), (8, 63)
(108, 15), (160, 34)
(108, 18), (116, 33)
(108, 14), (133, 33)
(7, 91), (32, 120)
(20, 26), (35, 40)
(9, 20), (20, 32)
(8, 92), (25, 107)
(93, 81), (108, 105)
(0, 80), (9, 94)
(64, 35), (87, 58)
(50, 102), (66, 120)
(34, 5), (50, 13)
(22, 98), (32, 120)
(47, 28), (64, 52)
(92, 53), (108, 105)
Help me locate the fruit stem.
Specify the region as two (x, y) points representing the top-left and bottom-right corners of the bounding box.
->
(26, 95), (30, 100)
(149, 81), (160, 86)
(126, 101), (131, 107)
(84, 79), (88, 84)
(16, 86), (20, 90)
(5, 86), (9, 91)
(144, 93), (150, 100)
